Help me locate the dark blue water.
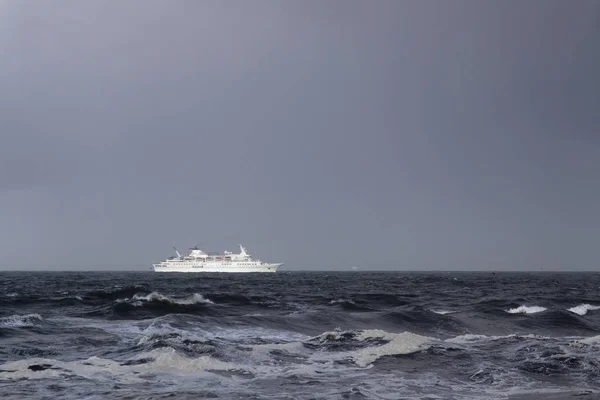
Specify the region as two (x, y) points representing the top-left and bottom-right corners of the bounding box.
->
(1, 272), (600, 399)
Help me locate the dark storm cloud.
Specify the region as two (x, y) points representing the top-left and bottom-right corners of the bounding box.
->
(1, 0), (599, 270)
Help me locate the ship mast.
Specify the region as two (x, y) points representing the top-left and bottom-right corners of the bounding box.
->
(173, 246), (182, 258)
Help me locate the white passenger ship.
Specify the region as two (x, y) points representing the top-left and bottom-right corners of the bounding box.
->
(152, 245), (282, 273)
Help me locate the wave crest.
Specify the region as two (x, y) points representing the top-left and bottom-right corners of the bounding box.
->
(352, 331), (432, 367)
(0, 314), (43, 328)
(137, 292), (214, 305)
(568, 304), (600, 316)
(119, 292), (214, 306)
(306, 329), (432, 367)
(430, 309), (456, 315)
(506, 305), (547, 314)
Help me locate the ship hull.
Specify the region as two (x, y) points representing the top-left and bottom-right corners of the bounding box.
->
(152, 263), (282, 273)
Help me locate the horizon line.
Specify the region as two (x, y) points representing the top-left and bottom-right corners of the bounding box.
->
(0, 269), (597, 273)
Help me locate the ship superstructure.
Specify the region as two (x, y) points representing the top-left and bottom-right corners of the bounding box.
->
(152, 245), (282, 273)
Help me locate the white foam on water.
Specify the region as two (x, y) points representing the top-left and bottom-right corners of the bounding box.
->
(246, 328), (436, 370)
(445, 334), (491, 344)
(430, 309), (456, 315)
(136, 320), (213, 347)
(0, 314), (43, 328)
(136, 318), (310, 351)
(5, 325), (592, 400)
(573, 335), (600, 346)
(567, 304), (600, 316)
(131, 347), (242, 376)
(135, 345), (351, 381)
(249, 340), (308, 355)
(0, 356), (144, 383)
(506, 305), (547, 314)
(509, 333), (551, 340)
(329, 299), (356, 305)
(211, 326), (310, 348)
(351, 331), (433, 367)
(129, 292), (214, 305)
(244, 313), (265, 317)
(310, 328), (404, 343)
(446, 333), (551, 345)
(0, 348), (249, 385)
(355, 328), (405, 341)
(1, 351), (548, 399)
(51, 315), (308, 357)
(310, 328), (355, 342)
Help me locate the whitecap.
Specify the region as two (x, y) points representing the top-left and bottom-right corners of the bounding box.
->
(355, 329), (403, 341)
(0, 314), (43, 328)
(329, 299), (356, 305)
(577, 335), (600, 345)
(505, 305), (547, 314)
(304, 329), (433, 367)
(445, 334), (491, 344)
(0, 347), (247, 383)
(446, 333), (551, 344)
(430, 309), (456, 315)
(351, 331), (432, 367)
(567, 304), (600, 316)
(123, 292), (214, 305)
(133, 347), (242, 376)
(310, 328), (356, 342)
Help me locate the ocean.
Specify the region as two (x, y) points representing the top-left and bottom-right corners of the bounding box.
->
(1, 271), (600, 399)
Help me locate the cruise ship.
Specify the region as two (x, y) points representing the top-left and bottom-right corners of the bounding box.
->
(152, 245), (282, 273)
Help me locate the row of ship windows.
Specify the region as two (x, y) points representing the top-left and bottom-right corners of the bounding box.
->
(167, 263), (258, 265)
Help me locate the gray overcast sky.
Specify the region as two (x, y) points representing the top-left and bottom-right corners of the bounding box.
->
(1, 1), (599, 271)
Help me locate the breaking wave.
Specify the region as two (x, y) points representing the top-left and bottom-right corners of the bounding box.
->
(123, 292), (214, 306)
(0, 314), (43, 328)
(430, 309), (456, 315)
(506, 305), (547, 314)
(302, 329), (434, 367)
(350, 330), (432, 367)
(0, 347), (240, 383)
(568, 304), (600, 316)
(4, 271), (600, 399)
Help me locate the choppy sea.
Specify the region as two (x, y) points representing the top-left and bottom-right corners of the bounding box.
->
(2, 271), (600, 399)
